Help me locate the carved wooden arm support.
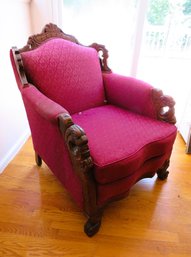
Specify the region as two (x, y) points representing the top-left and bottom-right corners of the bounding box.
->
(153, 88), (176, 124)
(65, 124), (93, 171)
(58, 113), (97, 215)
(58, 113), (93, 171)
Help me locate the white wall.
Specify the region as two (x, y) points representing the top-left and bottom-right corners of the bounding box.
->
(0, 0), (32, 173)
(30, 0), (63, 33)
(30, 0), (52, 33)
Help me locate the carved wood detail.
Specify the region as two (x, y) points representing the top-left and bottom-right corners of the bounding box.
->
(58, 113), (97, 217)
(152, 88), (176, 124)
(89, 43), (112, 73)
(12, 22), (112, 85)
(65, 124), (93, 170)
(19, 23), (79, 52)
(12, 47), (28, 86)
(18, 23), (111, 73)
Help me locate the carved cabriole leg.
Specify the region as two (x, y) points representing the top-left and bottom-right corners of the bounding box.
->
(35, 152), (42, 166)
(157, 159), (170, 180)
(58, 113), (102, 237)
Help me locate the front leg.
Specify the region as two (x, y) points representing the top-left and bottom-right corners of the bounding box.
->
(58, 113), (100, 236)
(84, 210), (103, 237)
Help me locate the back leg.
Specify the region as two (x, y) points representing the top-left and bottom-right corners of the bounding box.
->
(35, 152), (42, 166)
(157, 159), (170, 180)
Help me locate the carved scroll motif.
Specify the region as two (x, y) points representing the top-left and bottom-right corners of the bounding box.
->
(89, 43), (112, 73)
(153, 88), (176, 124)
(65, 125), (93, 170)
(19, 23), (79, 52)
(18, 23), (112, 73)
(58, 113), (93, 171)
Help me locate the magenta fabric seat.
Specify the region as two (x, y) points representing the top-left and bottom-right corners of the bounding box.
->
(72, 105), (177, 184)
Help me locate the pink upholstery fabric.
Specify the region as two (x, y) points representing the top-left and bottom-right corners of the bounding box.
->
(21, 38), (105, 114)
(97, 154), (168, 206)
(72, 105), (177, 184)
(22, 84), (69, 124)
(21, 85), (84, 209)
(103, 73), (157, 119)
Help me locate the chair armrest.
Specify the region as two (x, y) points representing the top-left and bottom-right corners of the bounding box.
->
(103, 73), (176, 123)
(103, 73), (156, 118)
(21, 84), (69, 123)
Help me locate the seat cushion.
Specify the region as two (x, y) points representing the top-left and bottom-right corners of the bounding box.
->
(21, 38), (105, 114)
(72, 105), (177, 184)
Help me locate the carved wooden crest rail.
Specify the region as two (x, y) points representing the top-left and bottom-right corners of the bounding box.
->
(15, 23), (111, 79)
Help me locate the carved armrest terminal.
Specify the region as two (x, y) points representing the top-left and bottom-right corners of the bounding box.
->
(153, 88), (176, 124)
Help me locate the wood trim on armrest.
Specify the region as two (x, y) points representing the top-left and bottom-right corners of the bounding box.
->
(11, 47), (28, 86)
(152, 88), (176, 124)
(58, 113), (97, 216)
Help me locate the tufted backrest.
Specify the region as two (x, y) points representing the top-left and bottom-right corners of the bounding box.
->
(21, 38), (105, 114)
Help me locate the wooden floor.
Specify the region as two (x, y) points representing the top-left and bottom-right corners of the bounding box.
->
(0, 133), (191, 257)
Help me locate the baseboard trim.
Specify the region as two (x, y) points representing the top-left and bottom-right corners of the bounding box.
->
(0, 130), (30, 173)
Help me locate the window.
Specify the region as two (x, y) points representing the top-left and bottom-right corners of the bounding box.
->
(62, 0), (138, 75)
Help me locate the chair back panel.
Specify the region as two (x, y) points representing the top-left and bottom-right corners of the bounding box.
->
(21, 38), (105, 114)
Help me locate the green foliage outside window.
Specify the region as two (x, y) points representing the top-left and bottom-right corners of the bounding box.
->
(183, 0), (191, 15)
(147, 0), (170, 25)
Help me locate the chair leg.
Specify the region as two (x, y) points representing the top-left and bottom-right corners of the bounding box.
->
(35, 152), (42, 166)
(157, 159), (170, 180)
(84, 211), (102, 237)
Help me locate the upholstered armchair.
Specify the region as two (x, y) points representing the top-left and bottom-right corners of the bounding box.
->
(10, 24), (177, 237)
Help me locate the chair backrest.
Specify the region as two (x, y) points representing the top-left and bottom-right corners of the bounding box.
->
(20, 37), (106, 114)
